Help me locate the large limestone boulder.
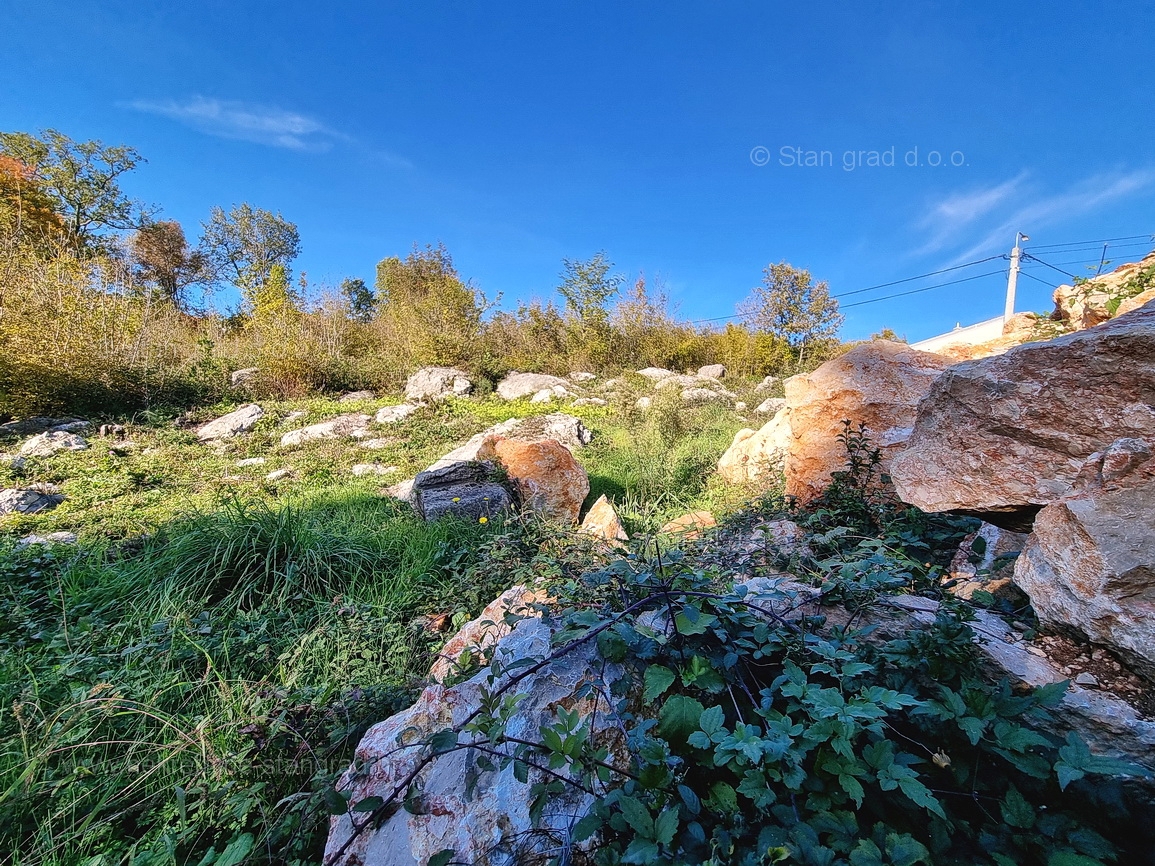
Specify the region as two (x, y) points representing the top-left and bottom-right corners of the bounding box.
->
(890, 302), (1155, 525)
(636, 367), (675, 381)
(405, 367), (474, 401)
(697, 363), (726, 379)
(280, 414), (371, 447)
(19, 430), (88, 457)
(196, 404), (265, 441)
(479, 437), (590, 523)
(412, 461), (513, 522)
(717, 407), (792, 484)
(496, 372), (572, 401)
(1013, 439), (1155, 679)
(326, 586), (627, 866)
(783, 341), (951, 503)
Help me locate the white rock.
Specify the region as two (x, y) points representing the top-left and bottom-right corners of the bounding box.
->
(405, 367), (474, 401)
(697, 363), (726, 379)
(359, 438), (391, 450)
(352, 463), (398, 477)
(637, 367), (675, 381)
(529, 389), (553, 404)
(569, 371), (597, 383)
(19, 430), (89, 457)
(235, 457), (266, 467)
(196, 404), (265, 441)
(265, 468), (293, 482)
(230, 367), (259, 387)
(636, 396), (652, 410)
(755, 397), (786, 414)
(0, 489), (63, 515)
(375, 403), (420, 425)
(570, 398), (607, 407)
(17, 531), (77, 547)
(280, 414), (371, 447)
(496, 372), (572, 401)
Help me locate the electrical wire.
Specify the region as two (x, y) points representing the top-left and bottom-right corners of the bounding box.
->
(1021, 254), (1077, 279)
(839, 269), (1007, 310)
(684, 255), (1006, 324)
(1024, 233), (1154, 250)
(1019, 271), (1059, 290)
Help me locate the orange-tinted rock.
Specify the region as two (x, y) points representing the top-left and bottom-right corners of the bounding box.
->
(479, 436), (590, 524)
(783, 341), (951, 503)
(659, 510), (716, 539)
(580, 494), (628, 546)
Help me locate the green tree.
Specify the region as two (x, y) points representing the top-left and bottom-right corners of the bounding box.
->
(0, 129), (150, 253)
(340, 277), (376, 323)
(558, 251), (621, 328)
(374, 243), (490, 366)
(200, 204), (300, 306)
(738, 261), (843, 356)
(558, 251), (622, 367)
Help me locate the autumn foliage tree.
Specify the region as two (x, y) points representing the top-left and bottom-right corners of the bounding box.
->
(129, 220), (210, 310)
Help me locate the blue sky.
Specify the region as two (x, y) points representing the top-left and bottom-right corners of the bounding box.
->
(4, 1), (1154, 341)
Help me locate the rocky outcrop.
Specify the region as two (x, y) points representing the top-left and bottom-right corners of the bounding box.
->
(890, 302), (1155, 525)
(945, 522), (1029, 605)
(196, 405), (265, 441)
(375, 403), (420, 425)
(754, 397), (785, 415)
(496, 372), (572, 401)
(338, 390), (376, 402)
(325, 586), (626, 866)
(405, 367), (474, 401)
(229, 367), (259, 387)
(1013, 439), (1155, 680)
(636, 367), (675, 381)
(413, 461), (513, 522)
(0, 417), (85, 437)
(579, 494), (628, 546)
(1052, 251), (1155, 329)
(659, 510), (716, 539)
(697, 364), (726, 379)
(19, 430), (88, 457)
(782, 341), (951, 503)
(0, 488), (64, 515)
(280, 414), (371, 447)
(478, 437), (589, 524)
(717, 407), (792, 484)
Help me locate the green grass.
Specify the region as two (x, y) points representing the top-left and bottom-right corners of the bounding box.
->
(0, 381), (756, 865)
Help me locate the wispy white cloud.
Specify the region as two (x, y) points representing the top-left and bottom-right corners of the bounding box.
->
(916, 169), (1155, 264)
(125, 96), (346, 151)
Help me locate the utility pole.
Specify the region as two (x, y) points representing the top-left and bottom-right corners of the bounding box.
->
(1005, 231), (1029, 321)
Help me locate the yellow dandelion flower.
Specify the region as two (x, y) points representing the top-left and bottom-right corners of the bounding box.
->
(478, 516), (489, 524)
(452, 497), (461, 502)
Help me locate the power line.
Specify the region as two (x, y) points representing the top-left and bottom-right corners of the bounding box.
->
(839, 269), (1006, 310)
(1019, 270), (1059, 290)
(1024, 233), (1154, 250)
(1022, 253), (1077, 279)
(685, 255), (1006, 325)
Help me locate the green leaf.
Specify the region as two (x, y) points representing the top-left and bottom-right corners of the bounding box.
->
(677, 783), (701, 815)
(657, 695), (705, 743)
(839, 773), (865, 808)
(572, 812), (602, 843)
(427, 729), (458, 753)
(618, 795), (654, 838)
(896, 777), (945, 818)
(1000, 785), (1034, 829)
(622, 840), (660, 864)
(323, 787), (349, 815)
(708, 781), (739, 813)
(1047, 853), (1108, 866)
(674, 607), (718, 635)
(427, 850), (455, 866)
(643, 666), (677, 702)
(653, 808), (679, 845)
(352, 795), (384, 813)
(215, 834), (254, 866)
(885, 832), (930, 866)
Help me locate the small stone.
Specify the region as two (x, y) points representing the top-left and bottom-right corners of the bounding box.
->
(1025, 645), (1047, 657)
(265, 468), (293, 482)
(19, 430), (89, 457)
(352, 463), (398, 477)
(17, 531), (78, 547)
(375, 404), (420, 425)
(734, 401), (748, 412)
(360, 438), (391, 450)
(636, 397), (652, 410)
(339, 390), (376, 402)
(1074, 672), (1099, 688)
(236, 457), (266, 467)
